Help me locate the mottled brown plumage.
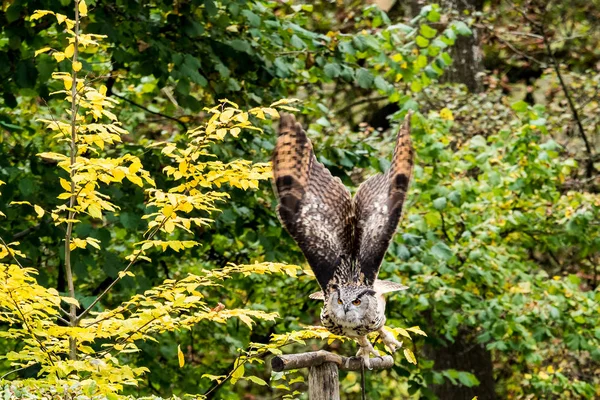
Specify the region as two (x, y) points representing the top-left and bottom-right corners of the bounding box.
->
(273, 112), (413, 290)
(272, 112), (414, 368)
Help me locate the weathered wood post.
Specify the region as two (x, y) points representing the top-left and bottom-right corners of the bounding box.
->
(271, 350), (394, 400)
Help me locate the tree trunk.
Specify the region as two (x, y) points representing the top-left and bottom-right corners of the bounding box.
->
(440, 0), (485, 93)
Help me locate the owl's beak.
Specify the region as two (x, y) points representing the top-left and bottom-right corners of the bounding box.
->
(343, 305), (350, 313)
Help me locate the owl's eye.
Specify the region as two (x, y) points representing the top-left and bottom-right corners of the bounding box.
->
(352, 299), (361, 306)
(337, 299), (343, 305)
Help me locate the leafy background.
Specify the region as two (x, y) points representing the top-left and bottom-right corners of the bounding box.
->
(0, 0), (599, 399)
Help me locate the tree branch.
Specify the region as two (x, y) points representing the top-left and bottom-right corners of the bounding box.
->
(111, 92), (188, 132)
(539, 24), (595, 177)
(271, 350), (394, 372)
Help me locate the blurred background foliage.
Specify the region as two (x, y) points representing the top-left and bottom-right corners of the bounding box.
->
(0, 0), (599, 398)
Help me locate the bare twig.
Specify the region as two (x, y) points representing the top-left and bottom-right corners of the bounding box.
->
(111, 92), (188, 132)
(539, 25), (595, 176)
(335, 96), (388, 116)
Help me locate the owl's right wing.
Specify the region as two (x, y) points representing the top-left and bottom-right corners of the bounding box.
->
(272, 113), (354, 291)
(353, 112), (414, 286)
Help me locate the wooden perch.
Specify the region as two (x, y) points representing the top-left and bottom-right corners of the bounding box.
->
(271, 350), (394, 372)
(271, 350), (395, 400)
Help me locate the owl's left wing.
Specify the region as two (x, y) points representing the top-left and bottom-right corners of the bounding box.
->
(353, 111), (414, 286)
(272, 113), (354, 291)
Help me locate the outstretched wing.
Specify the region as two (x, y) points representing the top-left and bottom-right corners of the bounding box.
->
(353, 111), (414, 286)
(272, 113), (354, 291)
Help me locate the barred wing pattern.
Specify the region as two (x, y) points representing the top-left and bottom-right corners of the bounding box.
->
(353, 113), (414, 286)
(272, 114), (354, 291)
(272, 112), (413, 290)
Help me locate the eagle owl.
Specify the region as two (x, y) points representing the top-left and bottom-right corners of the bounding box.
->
(272, 112), (414, 368)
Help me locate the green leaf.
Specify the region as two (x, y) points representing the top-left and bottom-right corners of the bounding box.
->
(420, 24), (437, 39)
(415, 36), (430, 48)
(511, 100), (529, 112)
(441, 52), (453, 66)
(427, 9), (441, 22)
(242, 10), (261, 27)
(324, 63), (341, 78)
(433, 197), (447, 211)
(457, 372), (480, 387)
(246, 375), (268, 386)
(452, 21), (472, 36)
(355, 68), (374, 89)
(290, 34), (306, 49)
(431, 242), (453, 260)
(410, 80), (422, 92)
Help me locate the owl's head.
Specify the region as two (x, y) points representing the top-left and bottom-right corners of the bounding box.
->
(326, 284), (379, 324)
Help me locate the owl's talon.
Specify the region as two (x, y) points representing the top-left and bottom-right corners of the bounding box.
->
(356, 337), (379, 370)
(378, 327), (403, 353)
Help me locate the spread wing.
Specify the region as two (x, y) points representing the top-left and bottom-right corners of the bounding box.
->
(272, 113), (354, 291)
(353, 111), (414, 286)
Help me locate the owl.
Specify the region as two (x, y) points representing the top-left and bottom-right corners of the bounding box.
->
(272, 112), (414, 368)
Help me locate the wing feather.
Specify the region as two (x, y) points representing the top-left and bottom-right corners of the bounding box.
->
(353, 111), (414, 286)
(272, 113), (354, 290)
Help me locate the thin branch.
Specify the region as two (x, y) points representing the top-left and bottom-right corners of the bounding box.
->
(335, 96), (388, 115)
(0, 365), (31, 380)
(64, 0), (82, 361)
(439, 212), (453, 242)
(539, 24), (595, 176)
(76, 212), (171, 322)
(0, 236), (24, 269)
(8, 291), (56, 366)
(111, 92), (188, 132)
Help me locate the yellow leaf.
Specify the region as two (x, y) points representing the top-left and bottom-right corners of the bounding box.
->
(230, 127), (241, 137)
(78, 0), (88, 17)
(270, 98), (300, 107)
(55, 13), (67, 25)
(162, 205), (174, 218)
(126, 174), (143, 187)
(64, 44), (75, 58)
(164, 219), (175, 233)
(262, 107), (279, 118)
(178, 345), (185, 368)
(178, 161), (187, 174)
(220, 108), (235, 123)
(238, 314), (254, 329)
(30, 10), (55, 21)
(112, 169), (125, 182)
(10, 201), (32, 206)
(88, 204), (102, 219)
(403, 348), (417, 364)
(406, 326), (427, 336)
(231, 359), (245, 385)
(53, 52), (65, 62)
(35, 47), (52, 56)
(440, 108), (454, 121)
(34, 205), (45, 218)
(60, 178), (71, 192)
(72, 61), (82, 72)
(62, 296), (80, 307)
(63, 76), (73, 90)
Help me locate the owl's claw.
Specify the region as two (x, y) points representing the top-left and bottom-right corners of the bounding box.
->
(356, 337), (380, 370)
(378, 327), (403, 353)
